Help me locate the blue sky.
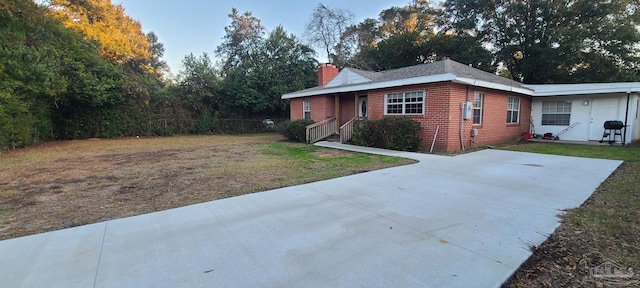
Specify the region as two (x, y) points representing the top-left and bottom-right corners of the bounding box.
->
(116, 0), (411, 75)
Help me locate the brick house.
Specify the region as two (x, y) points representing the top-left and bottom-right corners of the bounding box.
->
(282, 59), (640, 152)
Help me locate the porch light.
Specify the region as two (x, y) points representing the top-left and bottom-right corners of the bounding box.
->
(583, 100), (589, 106)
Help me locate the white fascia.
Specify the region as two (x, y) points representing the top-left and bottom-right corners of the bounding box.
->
(524, 83), (640, 96)
(453, 77), (535, 96)
(281, 73), (458, 99)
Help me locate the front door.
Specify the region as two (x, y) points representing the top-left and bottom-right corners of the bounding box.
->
(588, 98), (621, 140)
(358, 95), (367, 118)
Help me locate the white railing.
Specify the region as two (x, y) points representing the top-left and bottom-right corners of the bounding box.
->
(339, 117), (356, 143)
(306, 118), (337, 143)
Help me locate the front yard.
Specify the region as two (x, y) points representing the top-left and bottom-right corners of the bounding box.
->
(0, 134), (413, 240)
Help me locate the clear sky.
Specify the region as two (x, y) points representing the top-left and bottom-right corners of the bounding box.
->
(116, 0), (411, 75)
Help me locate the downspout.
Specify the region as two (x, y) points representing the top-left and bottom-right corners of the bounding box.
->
(624, 92), (630, 145)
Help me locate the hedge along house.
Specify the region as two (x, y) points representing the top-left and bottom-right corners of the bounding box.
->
(281, 59), (640, 152)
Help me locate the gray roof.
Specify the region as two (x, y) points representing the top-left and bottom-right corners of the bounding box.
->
(354, 59), (523, 87)
(282, 59), (529, 99)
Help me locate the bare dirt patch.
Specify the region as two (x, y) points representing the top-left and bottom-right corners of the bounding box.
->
(0, 135), (413, 240)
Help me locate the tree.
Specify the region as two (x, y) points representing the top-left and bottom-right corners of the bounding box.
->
(443, 0), (640, 83)
(304, 3), (354, 64)
(220, 26), (317, 118)
(338, 18), (380, 69)
(215, 8), (264, 72)
(257, 26), (317, 115)
(176, 53), (219, 115)
(0, 0), (126, 144)
(428, 32), (495, 73)
(146, 32), (169, 80)
(46, 0), (151, 66)
(333, 0), (492, 72)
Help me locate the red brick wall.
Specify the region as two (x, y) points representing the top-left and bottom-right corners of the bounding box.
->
(290, 98), (303, 120)
(366, 82), (531, 152)
(367, 83), (454, 151)
(290, 82), (532, 152)
(289, 96), (335, 122)
(339, 94), (356, 126)
(468, 87), (531, 149)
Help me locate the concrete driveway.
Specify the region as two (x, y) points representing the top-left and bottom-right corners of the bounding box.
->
(0, 143), (622, 287)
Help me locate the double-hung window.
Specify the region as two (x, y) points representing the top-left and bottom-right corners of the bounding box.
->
(506, 96), (520, 124)
(385, 91), (424, 115)
(541, 101), (571, 125)
(303, 100), (311, 119)
(473, 92), (484, 125)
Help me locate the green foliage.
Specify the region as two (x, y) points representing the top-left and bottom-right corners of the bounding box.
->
(191, 108), (216, 134)
(215, 8), (265, 71)
(48, 0), (151, 65)
(276, 119), (314, 142)
(352, 118), (421, 151)
(176, 53), (219, 115)
(0, 0), (169, 149)
(214, 11), (317, 119)
(443, 0), (640, 83)
(336, 1), (494, 72)
(220, 26), (317, 118)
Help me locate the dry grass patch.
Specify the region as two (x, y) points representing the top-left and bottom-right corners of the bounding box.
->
(0, 135), (414, 240)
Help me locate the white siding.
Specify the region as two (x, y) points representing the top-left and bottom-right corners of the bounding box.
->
(532, 93), (640, 144)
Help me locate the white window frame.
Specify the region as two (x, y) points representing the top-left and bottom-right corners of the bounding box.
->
(506, 96), (520, 124)
(303, 100), (311, 120)
(384, 91), (425, 115)
(541, 101), (572, 126)
(473, 92), (484, 125)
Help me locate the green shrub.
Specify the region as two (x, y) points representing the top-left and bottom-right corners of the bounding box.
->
(277, 119), (314, 142)
(352, 118), (421, 151)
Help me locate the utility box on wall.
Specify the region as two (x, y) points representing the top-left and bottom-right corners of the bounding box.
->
(461, 102), (473, 119)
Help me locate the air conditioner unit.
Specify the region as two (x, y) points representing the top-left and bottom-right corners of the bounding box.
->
(471, 129), (479, 137)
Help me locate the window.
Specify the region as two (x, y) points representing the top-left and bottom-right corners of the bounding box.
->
(303, 100), (311, 120)
(506, 97), (520, 124)
(541, 101), (572, 125)
(385, 91), (424, 115)
(473, 92), (484, 125)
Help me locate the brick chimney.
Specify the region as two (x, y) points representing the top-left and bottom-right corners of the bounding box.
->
(317, 64), (339, 86)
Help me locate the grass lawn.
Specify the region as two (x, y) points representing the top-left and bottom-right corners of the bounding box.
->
(501, 142), (640, 287)
(0, 134), (414, 240)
